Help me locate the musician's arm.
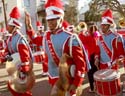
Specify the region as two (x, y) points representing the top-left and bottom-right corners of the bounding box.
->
(0, 44), (10, 64)
(113, 36), (125, 65)
(18, 39), (33, 73)
(64, 38), (86, 94)
(25, 11), (43, 46)
(94, 41), (100, 69)
(26, 30), (43, 46)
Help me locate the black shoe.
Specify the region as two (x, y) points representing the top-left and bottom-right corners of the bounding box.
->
(41, 72), (48, 77)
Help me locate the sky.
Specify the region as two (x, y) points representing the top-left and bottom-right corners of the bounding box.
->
(78, 0), (125, 8)
(78, 0), (92, 14)
(78, 0), (125, 14)
(118, 0), (125, 4)
(78, 0), (91, 10)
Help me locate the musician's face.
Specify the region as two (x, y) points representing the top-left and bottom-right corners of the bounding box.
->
(47, 18), (62, 32)
(101, 24), (110, 34)
(7, 25), (15, 34)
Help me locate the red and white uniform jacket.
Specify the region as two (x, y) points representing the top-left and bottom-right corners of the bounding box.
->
(79, 32), (99, 60)
(96, 30), (125, 69)
(27, 28), (87, 87)
(0, 39), (6, 63)
(4, 30), (33, 72)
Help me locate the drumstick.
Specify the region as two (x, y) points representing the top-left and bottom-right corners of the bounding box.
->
(108, 58), (125, 69)
(118, 58), (125, 64)
(94, 58), (99, 70)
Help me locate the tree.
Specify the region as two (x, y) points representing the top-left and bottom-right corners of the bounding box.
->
(84, 0), (125, 23)
(64, 0), (78, 25)
(98, 0), (125, 17)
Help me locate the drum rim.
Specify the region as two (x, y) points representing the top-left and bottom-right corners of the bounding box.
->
(94, 69), (120, 81)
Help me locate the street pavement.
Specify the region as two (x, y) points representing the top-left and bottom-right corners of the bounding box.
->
(0, 63), (125, 96)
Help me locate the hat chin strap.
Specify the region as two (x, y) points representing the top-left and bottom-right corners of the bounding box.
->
(57, 18), (62, 28)
(50, 18), (63, 33)
(9, 26), (17, 35)
(102, 28), (110, 34)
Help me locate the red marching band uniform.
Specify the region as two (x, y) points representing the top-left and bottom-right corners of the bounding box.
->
(93, 9), (125, 96)
(26, 28), (89, 96)
(2, 7), (34, 96)
(95, 9), (125, 70)
(33, 21), (48, 75)
(25, 0), (91, 95)
(0, 30), (6, 63)
(78, 23), (100, 92)
(78, 27), (99, 60)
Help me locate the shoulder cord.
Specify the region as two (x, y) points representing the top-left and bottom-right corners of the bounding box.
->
(69, 33), (91, 70)
(16, 33), (33, 62)
(42, 32), (47, 55)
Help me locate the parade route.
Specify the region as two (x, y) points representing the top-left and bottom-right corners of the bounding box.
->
(0, 63), (125, 96)
(0, 0), (125, 96)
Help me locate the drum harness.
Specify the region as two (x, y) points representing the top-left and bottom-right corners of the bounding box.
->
(99, 35), (123, 69)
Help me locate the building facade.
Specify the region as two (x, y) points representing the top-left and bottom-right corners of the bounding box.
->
(0, 0), (84, 32)
(0, 0), (37, 34)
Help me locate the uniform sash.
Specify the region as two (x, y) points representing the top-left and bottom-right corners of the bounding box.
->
(99, 36), (112, 60)
(7, 31), (33, 61)
(46, 32), (60, 65)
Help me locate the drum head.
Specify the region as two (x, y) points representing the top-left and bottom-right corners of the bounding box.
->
(6, 53), (21, 76)
(94, 69), (120, 81)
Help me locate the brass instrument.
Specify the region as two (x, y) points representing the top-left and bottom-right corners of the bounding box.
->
(6, 53), (35, 93)
(51, 53), (70, 96)
(75, 22), (87, 34)
(51, 53), (82, 96)
(119, 18), (125, 28)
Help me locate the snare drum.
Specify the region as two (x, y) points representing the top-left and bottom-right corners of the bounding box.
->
(33, 51), (45, 64)
(94, 69), (121, 96)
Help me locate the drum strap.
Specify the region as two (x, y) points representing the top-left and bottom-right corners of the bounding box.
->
(99, 36), (112, 60)
(46, 32), (60, 66)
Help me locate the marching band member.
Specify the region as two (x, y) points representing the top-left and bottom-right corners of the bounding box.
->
(62, 20), (70, 30)
(78, 22), (99, 92)
(95, 9), (125, 70)
(0, 29), (6, 64)
(35, 21), (48, 76)
(3, 6), (34, 96)
(25, 0), (90, 95)
(36, 21), (44, 36)
(62, 20), (74, 33)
